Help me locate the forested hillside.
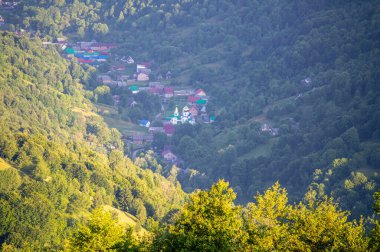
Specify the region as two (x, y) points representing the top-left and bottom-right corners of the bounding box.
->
(0, 32), (185, 250)
(13, 0), (380, 218)
(1, 0), (380, 250)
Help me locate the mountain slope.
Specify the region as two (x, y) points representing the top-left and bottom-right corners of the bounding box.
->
(0, 32), (185, 250)
(14, 0), (380, 218)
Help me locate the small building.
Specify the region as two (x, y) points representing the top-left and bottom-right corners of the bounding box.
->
(187, 96), (199, 104)
(65, 47), (75, 55)
(260, 123), (271, 132)
(210, 116), (216, 123)
(194, 88), (207, 97)
(149, 127), (165, 133)
(136, 64), (146, 73)
(0, 16), (5, 26)
(137, 72), (149, 82)
(129, 85), (140, 94)
(140, 68), (152, 75)
(149, 82), (163, 88)
(148, 87), (162, 95)
(111, 65), (126, 71)
(126, 56), (134, 64)
(56, 37), (67, 44)
(132, 134), (153, 145)
(196, 99), (207, 106)
(98, 74), (112, 84)
(164, 87), (174, 98)
(112, 95), (120, 105)
(138, 120), (151, 128)
(166, 71), (172, 80)
(189, 106), (198, 117)
(162, 150), (177, 162)
(175, 89), (193, 96)
(163, 123), (175, 136)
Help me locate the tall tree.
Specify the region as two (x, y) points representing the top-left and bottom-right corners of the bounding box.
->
(154, 180), (246, 251)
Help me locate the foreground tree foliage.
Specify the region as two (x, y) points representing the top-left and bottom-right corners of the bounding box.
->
(153, 180), (246, 251)
(369, 191), (380, 251)
(152, 181), (369, 251)
(245, 183), (367, 251)
(69, 208), (124, 251)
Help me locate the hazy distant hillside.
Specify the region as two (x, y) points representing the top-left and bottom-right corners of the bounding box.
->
(0, 32), (185, 250)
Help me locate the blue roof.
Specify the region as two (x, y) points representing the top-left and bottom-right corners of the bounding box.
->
(138, 120), (150, 125)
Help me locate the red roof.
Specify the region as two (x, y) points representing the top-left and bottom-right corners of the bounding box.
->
(195, 88), (206, 96)
(77, 58), (94, 63)
(187, 96), (199, 103)
(111, 65), (126, 71)
(163, 124), (175, 135)
(148, 87), (162, 94)
(139, 62), (152, 67)
(190, 106), (198, 112)
(164, 87), (174, 94)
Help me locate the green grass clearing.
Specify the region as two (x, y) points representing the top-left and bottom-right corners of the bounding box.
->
(239, 138), (278, 160)
(103, 114), (148, 136)
(0, 158), (11, 170)
(103, 205), (147, 235)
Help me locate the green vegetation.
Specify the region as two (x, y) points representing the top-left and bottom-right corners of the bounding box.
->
(1, 0), (380, 250)
(16, 0), (380, 218)
(0, 32), (185, 250)
(152, 180), (368, 251)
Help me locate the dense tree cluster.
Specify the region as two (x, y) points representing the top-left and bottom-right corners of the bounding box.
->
(0, 32), (185, 250)
(73, 180), (374, 251)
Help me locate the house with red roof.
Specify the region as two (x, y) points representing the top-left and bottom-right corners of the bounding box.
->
(148, 87), (162, 95)
(163, 123), (175, 136)
(194, 88), (207, 97)
(162, 150), (177, 162)
(137, 72), (149, 81)
(111, 65), (126, 71)
(189, 106), (199, 117)
(187, 96), (200, 104)
(164, 87), (174, 98)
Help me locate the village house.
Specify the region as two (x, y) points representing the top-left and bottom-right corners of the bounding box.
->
(126, 56), (134, 64)
(163, 123), (175, 136)
(162, 150), (177, 162)
(111, 65), (126, 71)
(138, 120), (151, 128)
(200, 105), (207, 114)
(164, 87), (174, 98)
(137, 72), (149, 82)
(98, 74), (112, 84)
(149, 82), (163, 88)
(166, 71), (172, 79)
(210, 115), (216, 123)
(131, 134), (153, 145)
(168, 106), (195, 125)
(112, 95), (120, 106)
(260, 123), (279, 136)
(0, 15), (5, 26)
(194, 88), (207, 97)
(174, 89), (193, 96)
(187, 96), (200, 105)
(148, 127), (165, 133)
(189, 106), (198, 117)
(56, 37), (67, 45)
(129, 85), (140, 94)
(148, 87), (162, 95)
(196, 99), (207, 106)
